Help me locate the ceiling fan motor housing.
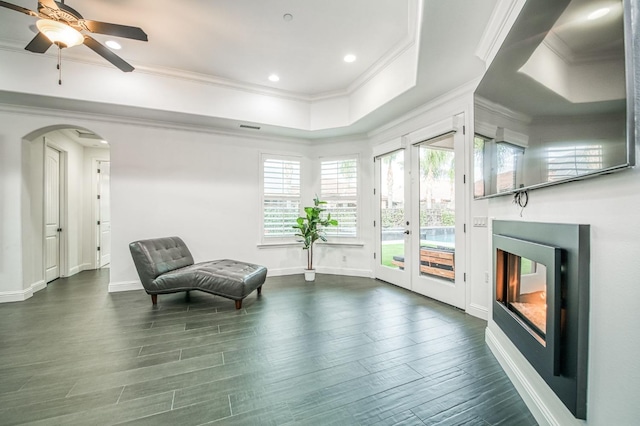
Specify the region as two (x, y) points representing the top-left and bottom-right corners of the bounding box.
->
(39, 0), (83, 26)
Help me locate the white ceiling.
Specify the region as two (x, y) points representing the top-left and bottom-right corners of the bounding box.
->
(0, 0), (500, 139)
(0, 0), (411, 96)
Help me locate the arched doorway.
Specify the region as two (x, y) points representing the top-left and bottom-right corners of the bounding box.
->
(23, 125), (110, 288)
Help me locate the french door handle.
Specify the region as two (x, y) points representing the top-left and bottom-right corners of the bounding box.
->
(404, 230), (410, 235)
(57, 228), (62, 232)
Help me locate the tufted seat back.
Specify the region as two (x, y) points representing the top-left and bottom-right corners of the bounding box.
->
(129, 236), (195, 291)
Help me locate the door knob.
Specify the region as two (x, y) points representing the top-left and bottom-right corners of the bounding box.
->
(404, 230), (410, 235)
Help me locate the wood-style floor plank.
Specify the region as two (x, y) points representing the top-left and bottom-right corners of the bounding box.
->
(0, 270), (537, 425)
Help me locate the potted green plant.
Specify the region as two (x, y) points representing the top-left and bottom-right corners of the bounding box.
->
(292, 196), (338, 281)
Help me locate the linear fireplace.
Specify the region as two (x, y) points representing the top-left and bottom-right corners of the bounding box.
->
(493, 221), (590, 419)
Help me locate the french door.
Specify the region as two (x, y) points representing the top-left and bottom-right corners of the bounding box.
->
(374, 115), (467, 309)
(375, 148), (411, 289)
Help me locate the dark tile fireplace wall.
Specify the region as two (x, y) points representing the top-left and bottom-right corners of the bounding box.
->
(493, 220), (590, 419)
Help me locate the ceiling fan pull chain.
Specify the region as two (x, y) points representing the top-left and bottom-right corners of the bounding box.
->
(57, 46), (62, 85)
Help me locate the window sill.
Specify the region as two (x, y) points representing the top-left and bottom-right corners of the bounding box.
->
(257, 242), (300, 249)
(316, 241), (365, 248)
(257, 241), (365, 249)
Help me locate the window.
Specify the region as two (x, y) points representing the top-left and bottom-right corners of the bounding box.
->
(262, 155), (301, 238)
(320, 157), (358, 237)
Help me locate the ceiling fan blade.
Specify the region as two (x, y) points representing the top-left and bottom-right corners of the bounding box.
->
(0, 0), (38, 16)
(38, 0), (59, 11)
(59, 2), (84, 20)
(25, 32), (52, 53)
(83, 35), (134, 72)
(81, 20), (148, 41)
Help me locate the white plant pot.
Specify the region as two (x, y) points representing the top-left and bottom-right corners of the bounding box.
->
(304, 269), (316, 282)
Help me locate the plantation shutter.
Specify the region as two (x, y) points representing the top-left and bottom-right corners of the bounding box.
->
(320, 158), (358, 237)
(263, 157), (301, 237)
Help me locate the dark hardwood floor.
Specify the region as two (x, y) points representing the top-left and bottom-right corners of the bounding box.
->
(0, 270), (537, 425)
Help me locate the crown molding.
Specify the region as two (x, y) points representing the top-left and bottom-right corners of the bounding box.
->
(475, 0), (526, 67)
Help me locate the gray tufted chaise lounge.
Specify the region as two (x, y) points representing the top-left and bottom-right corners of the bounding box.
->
(129, 236), (267, 309)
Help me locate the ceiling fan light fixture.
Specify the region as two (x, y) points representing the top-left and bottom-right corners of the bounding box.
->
(36, 19), (84, 48)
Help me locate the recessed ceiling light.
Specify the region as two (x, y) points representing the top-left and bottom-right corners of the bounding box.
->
(105, 40), (121, 50)
(283, 13), (293, 22)
(344, 54), (356, 63)
(268, 74), (280, 82)
(587, 7), (610, 20)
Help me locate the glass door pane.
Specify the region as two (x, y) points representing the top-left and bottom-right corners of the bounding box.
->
(418, 144), (456, 281)
(379, 151), (405, 270)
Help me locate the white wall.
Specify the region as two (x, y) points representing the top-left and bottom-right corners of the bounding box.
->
(107, 125), (310, 289)
(108, 125), (379, 291)
(0, 112), (41, 300)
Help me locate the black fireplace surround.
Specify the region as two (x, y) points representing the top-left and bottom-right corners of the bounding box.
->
(493, 220), (590, 419)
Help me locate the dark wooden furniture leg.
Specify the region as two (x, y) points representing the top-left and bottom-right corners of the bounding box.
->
(235, 300), (242, 310)
(257, 286), (262, 295)
(151, 294), (157, 305)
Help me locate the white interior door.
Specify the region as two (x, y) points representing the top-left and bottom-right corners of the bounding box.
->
(45, 145), (60, 282)
(98, 161), (111, 267)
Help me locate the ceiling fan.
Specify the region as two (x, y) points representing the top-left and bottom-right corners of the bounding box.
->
(0, 0), (147, 73)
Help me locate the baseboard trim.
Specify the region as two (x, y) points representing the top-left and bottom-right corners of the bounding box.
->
(485, 326), (579, 426)
(466, 302), (488, 320)
(108, 280), (143, 293)
(266, 267), (302, 277)
(315, 267), (373, 278)
(67, 263), (93, 276)
(0, 279), (47, 303)
(0, 289), (32, 303)
(108, 266), (373, 292)
(267, 267), (373, 278)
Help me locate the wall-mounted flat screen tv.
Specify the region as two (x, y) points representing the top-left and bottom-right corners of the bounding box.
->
(473, 0), (637, 198)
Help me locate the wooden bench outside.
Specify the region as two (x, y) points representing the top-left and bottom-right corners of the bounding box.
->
(392, 247), (455, 281)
